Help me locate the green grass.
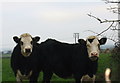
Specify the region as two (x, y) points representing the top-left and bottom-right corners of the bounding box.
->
(2, 53), (113, 82)
(96, 53), (112, 81)
(2, 54), (11, 57)
(0, 58), (2, 82)
(2, 56), (74, 82)
(2, 57), (15, 81)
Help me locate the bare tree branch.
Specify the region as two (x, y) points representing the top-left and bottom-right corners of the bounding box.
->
(85, 30), (117, 43)
(87, 13), (120, 23)
(85, 30), (102, 36)
(103, 0), (120, 14)
(87, 14), (103, 23)
(111, 29), (120, 30)
(85, 22), (114, 36)
(87, 13), (119, 43)
(107, 6), (118, 10)
(110, 23), (119, 30)
(107, 6), (120, 14)
(87, 0), (120, 44)
(102, 0), (120, 3)
(98, 22), (114, 35)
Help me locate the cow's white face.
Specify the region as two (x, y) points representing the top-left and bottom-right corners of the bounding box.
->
(86, 37), (100, 61)
(78, 36), (107, 61)
(13, 33), (40, 57)
(86, 36), (107, 61)
(20, 36), (33, 57)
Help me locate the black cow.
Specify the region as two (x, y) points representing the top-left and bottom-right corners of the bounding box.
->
(11, 33), (40, 83)
(38, 36), (107, 83)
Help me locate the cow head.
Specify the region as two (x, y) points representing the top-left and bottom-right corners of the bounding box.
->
(13, 33), (40, 57)
(78, 36), (107, 61)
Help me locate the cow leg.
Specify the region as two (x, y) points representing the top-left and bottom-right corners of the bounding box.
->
(74, 75), (82, 83)
(42, 71), (53, 83)
(75, 79), (81, 83)
(29, 72), (39, 83)
(92, 75), (96, 83)
(16, 75), (22, 83)
(81, 75), (96, 83)
(16, 70), (23, 83)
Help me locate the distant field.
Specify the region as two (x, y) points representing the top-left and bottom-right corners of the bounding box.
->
(2, 53), (112, 82)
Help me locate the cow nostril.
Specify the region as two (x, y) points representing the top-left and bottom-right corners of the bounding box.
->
(95, 53), (98, 56)
(91, 52), (98, 56)
(25, 49), (31, 53)
(91, 53), (94, 56)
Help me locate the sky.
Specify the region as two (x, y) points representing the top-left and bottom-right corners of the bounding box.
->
(0, 0), (105, 2)
(0, 0), (118, 50)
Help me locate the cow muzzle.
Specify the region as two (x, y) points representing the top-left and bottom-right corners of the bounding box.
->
(25, 48), (31, 53)
(22, 48), (32, 57)
(89, 52), (99, 61)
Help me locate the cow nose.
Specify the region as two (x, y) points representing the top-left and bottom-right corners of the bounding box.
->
(25, 49), (31, 53)
(91, 52), (98, 57)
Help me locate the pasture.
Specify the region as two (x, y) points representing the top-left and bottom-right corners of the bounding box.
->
(2, 53), (112, 82)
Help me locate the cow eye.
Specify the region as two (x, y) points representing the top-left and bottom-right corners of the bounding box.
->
(20, 41), (23, 45)
(31, 41), (33, 44)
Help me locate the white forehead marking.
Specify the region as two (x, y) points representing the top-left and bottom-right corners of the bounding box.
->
(20, 33), (32, 42)
(92, 38), (99, 44)
(20, 33), (32, 38)
(87, 36), (98, 40)
(21, 36), (32, 42)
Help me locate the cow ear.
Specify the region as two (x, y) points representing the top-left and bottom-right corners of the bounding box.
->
(13, 36), (19, 43)
(99, 37), (107, 45)
(78, 39), (86, 45)
(33, 36), (40, 43)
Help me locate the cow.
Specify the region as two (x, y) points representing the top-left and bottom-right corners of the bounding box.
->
(11, 33), (40, 83)
(38, 36), (107, 83)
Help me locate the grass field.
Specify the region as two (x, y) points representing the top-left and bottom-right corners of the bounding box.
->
(0, 57), (2, 82)
(2, 53), (112, 82)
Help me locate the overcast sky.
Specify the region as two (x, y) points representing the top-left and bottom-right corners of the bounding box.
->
(0, 0), (118, 50)
(0, 0), (105, 2)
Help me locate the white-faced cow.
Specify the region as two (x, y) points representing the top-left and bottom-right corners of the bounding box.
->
(11, 33), (40, 83)
(39, 36), (107, 83)
(80, 36), (107, 82)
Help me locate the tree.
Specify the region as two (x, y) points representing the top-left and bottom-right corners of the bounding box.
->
(87, 0), (120, 47)
(87, 0), (120, 81)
